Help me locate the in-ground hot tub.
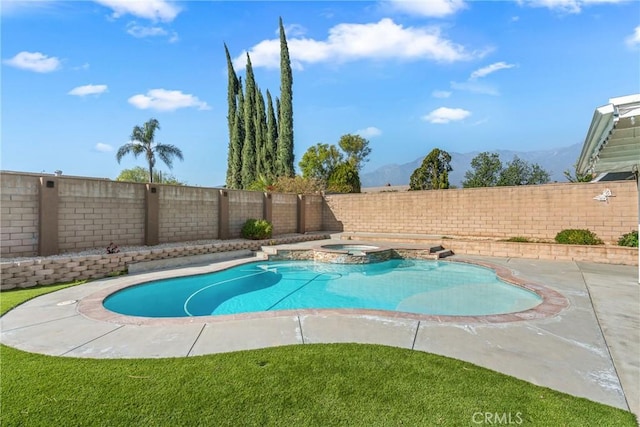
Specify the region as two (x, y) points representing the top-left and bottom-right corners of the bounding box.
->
(320, 244), (380, 255)
(315, 243), (393, 264)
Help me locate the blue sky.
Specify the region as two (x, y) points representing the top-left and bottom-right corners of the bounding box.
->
(2, 0), (639, 186)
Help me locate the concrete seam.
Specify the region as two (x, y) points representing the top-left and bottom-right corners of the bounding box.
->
(297, 315), (305, 345)
(187, 323), (207, 357)
(411, 320), (421, 350)
(60, 324), (125, 356)
(577, 261), (631, 413)
(1, 313), (82, 332)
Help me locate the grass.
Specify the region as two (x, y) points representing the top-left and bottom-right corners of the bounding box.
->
(1, 285), (637, 426)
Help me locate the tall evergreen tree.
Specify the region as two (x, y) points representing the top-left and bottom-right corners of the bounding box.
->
(255, 86), (268, 179)
(277, 17), (294, 177)
(229, 77), (244, 189)
(265, 90), (278, 179)
(224, 43), (239, 187)
(241, 53), (257, 188)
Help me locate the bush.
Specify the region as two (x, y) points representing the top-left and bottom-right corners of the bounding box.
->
(241, 219), (273, 240)
(554, 229), (603, 245)
(617, 230), (638, 247)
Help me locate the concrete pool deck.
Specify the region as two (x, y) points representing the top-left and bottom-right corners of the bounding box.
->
(1, 239), (638, 420)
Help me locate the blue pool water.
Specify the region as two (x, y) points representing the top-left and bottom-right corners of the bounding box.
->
(103, 259), (542, 318)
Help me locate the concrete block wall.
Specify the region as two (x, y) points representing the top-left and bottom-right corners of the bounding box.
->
(227, 190), (264, 238)
(323, 181), (638, 244)
(444, 240), (638, 265)
(58, 178), (146, 252)
(271, 193), (298, 235)
(1, 172), (321, 258)
(305, 194), (324, 231)
(159, 185), (218, 242)
(0, 173), (40, 257)
(0, 233), (329, 290)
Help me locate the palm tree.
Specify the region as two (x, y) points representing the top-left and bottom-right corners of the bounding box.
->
(116, 118), (183, 183)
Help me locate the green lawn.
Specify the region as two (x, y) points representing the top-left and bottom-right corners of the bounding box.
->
(1, 284), (637, 426)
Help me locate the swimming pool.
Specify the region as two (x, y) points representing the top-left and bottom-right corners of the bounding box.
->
(103, 259), (543, 318)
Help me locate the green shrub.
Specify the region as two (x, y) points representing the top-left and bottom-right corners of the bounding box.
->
(554, 229), (603, 245)
(617, 230), (638, 247)
(241, 219), (273, 240)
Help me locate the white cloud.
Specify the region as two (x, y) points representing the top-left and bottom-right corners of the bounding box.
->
(125, 22), (178, 41)
(68, 84), (108, 96)
(432, 90), (452, 98)
(386, 0), (467, 17)
(355, 127), (382, 138)
(73, 63), (90, 71)
(3, 51), (61, 73)
(450, 81), (499, 96)
(93, 0), (181, 22)
(128, 88), (210, 111)
(518, 0), (626, 14)
(626, 26), (640, 48)
(234, 18), (479, 70)
(447, 61), (515, 96)
(470, 61), (516, 80)
(423, 107), (471, 124)
(278, 23), (307, 37)
(126, 22), (167, 38)
(95, 143), (113, 152)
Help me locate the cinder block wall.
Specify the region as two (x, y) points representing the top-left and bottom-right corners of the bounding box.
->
(159, 185), (218, 242)
(271, 193), (298, 235)
(2, 172), (636, 258)
(1, 172), (319, 257)
(305, 194), (324, 231)
(227, 190), (264, 238)
(323, 181), (638, 244)
(0, 173), (40, 257)
(58, 178), (146, 252)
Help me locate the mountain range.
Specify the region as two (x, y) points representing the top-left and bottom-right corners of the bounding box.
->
(361, 143), (583, 188)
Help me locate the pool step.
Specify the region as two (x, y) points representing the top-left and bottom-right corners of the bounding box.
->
(432, 249), (453, 259)
(260, 246), (279, 256)
(429, 245), (453, 259)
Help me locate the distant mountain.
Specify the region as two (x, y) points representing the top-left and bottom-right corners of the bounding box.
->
(361, 143), (583, 187)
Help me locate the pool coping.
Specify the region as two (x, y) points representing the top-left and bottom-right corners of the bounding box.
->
(77, 254), (569, 326)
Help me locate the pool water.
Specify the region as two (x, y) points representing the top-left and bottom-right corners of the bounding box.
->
(103, 259), (542, 318)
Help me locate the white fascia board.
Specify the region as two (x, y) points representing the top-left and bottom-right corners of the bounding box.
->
(576, 104), (615, 174)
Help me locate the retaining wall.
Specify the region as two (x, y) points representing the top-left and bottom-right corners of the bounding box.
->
(0, 234), (327, 290)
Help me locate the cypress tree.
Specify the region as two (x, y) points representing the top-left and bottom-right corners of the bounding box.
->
(265, 90), (278, 179)
(241, 53), (257, 188)
(255, 86), (267, 179)
(229, 77), (244, 189)
(224, 43), (239, 187)
(277, 17), (294, 177)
